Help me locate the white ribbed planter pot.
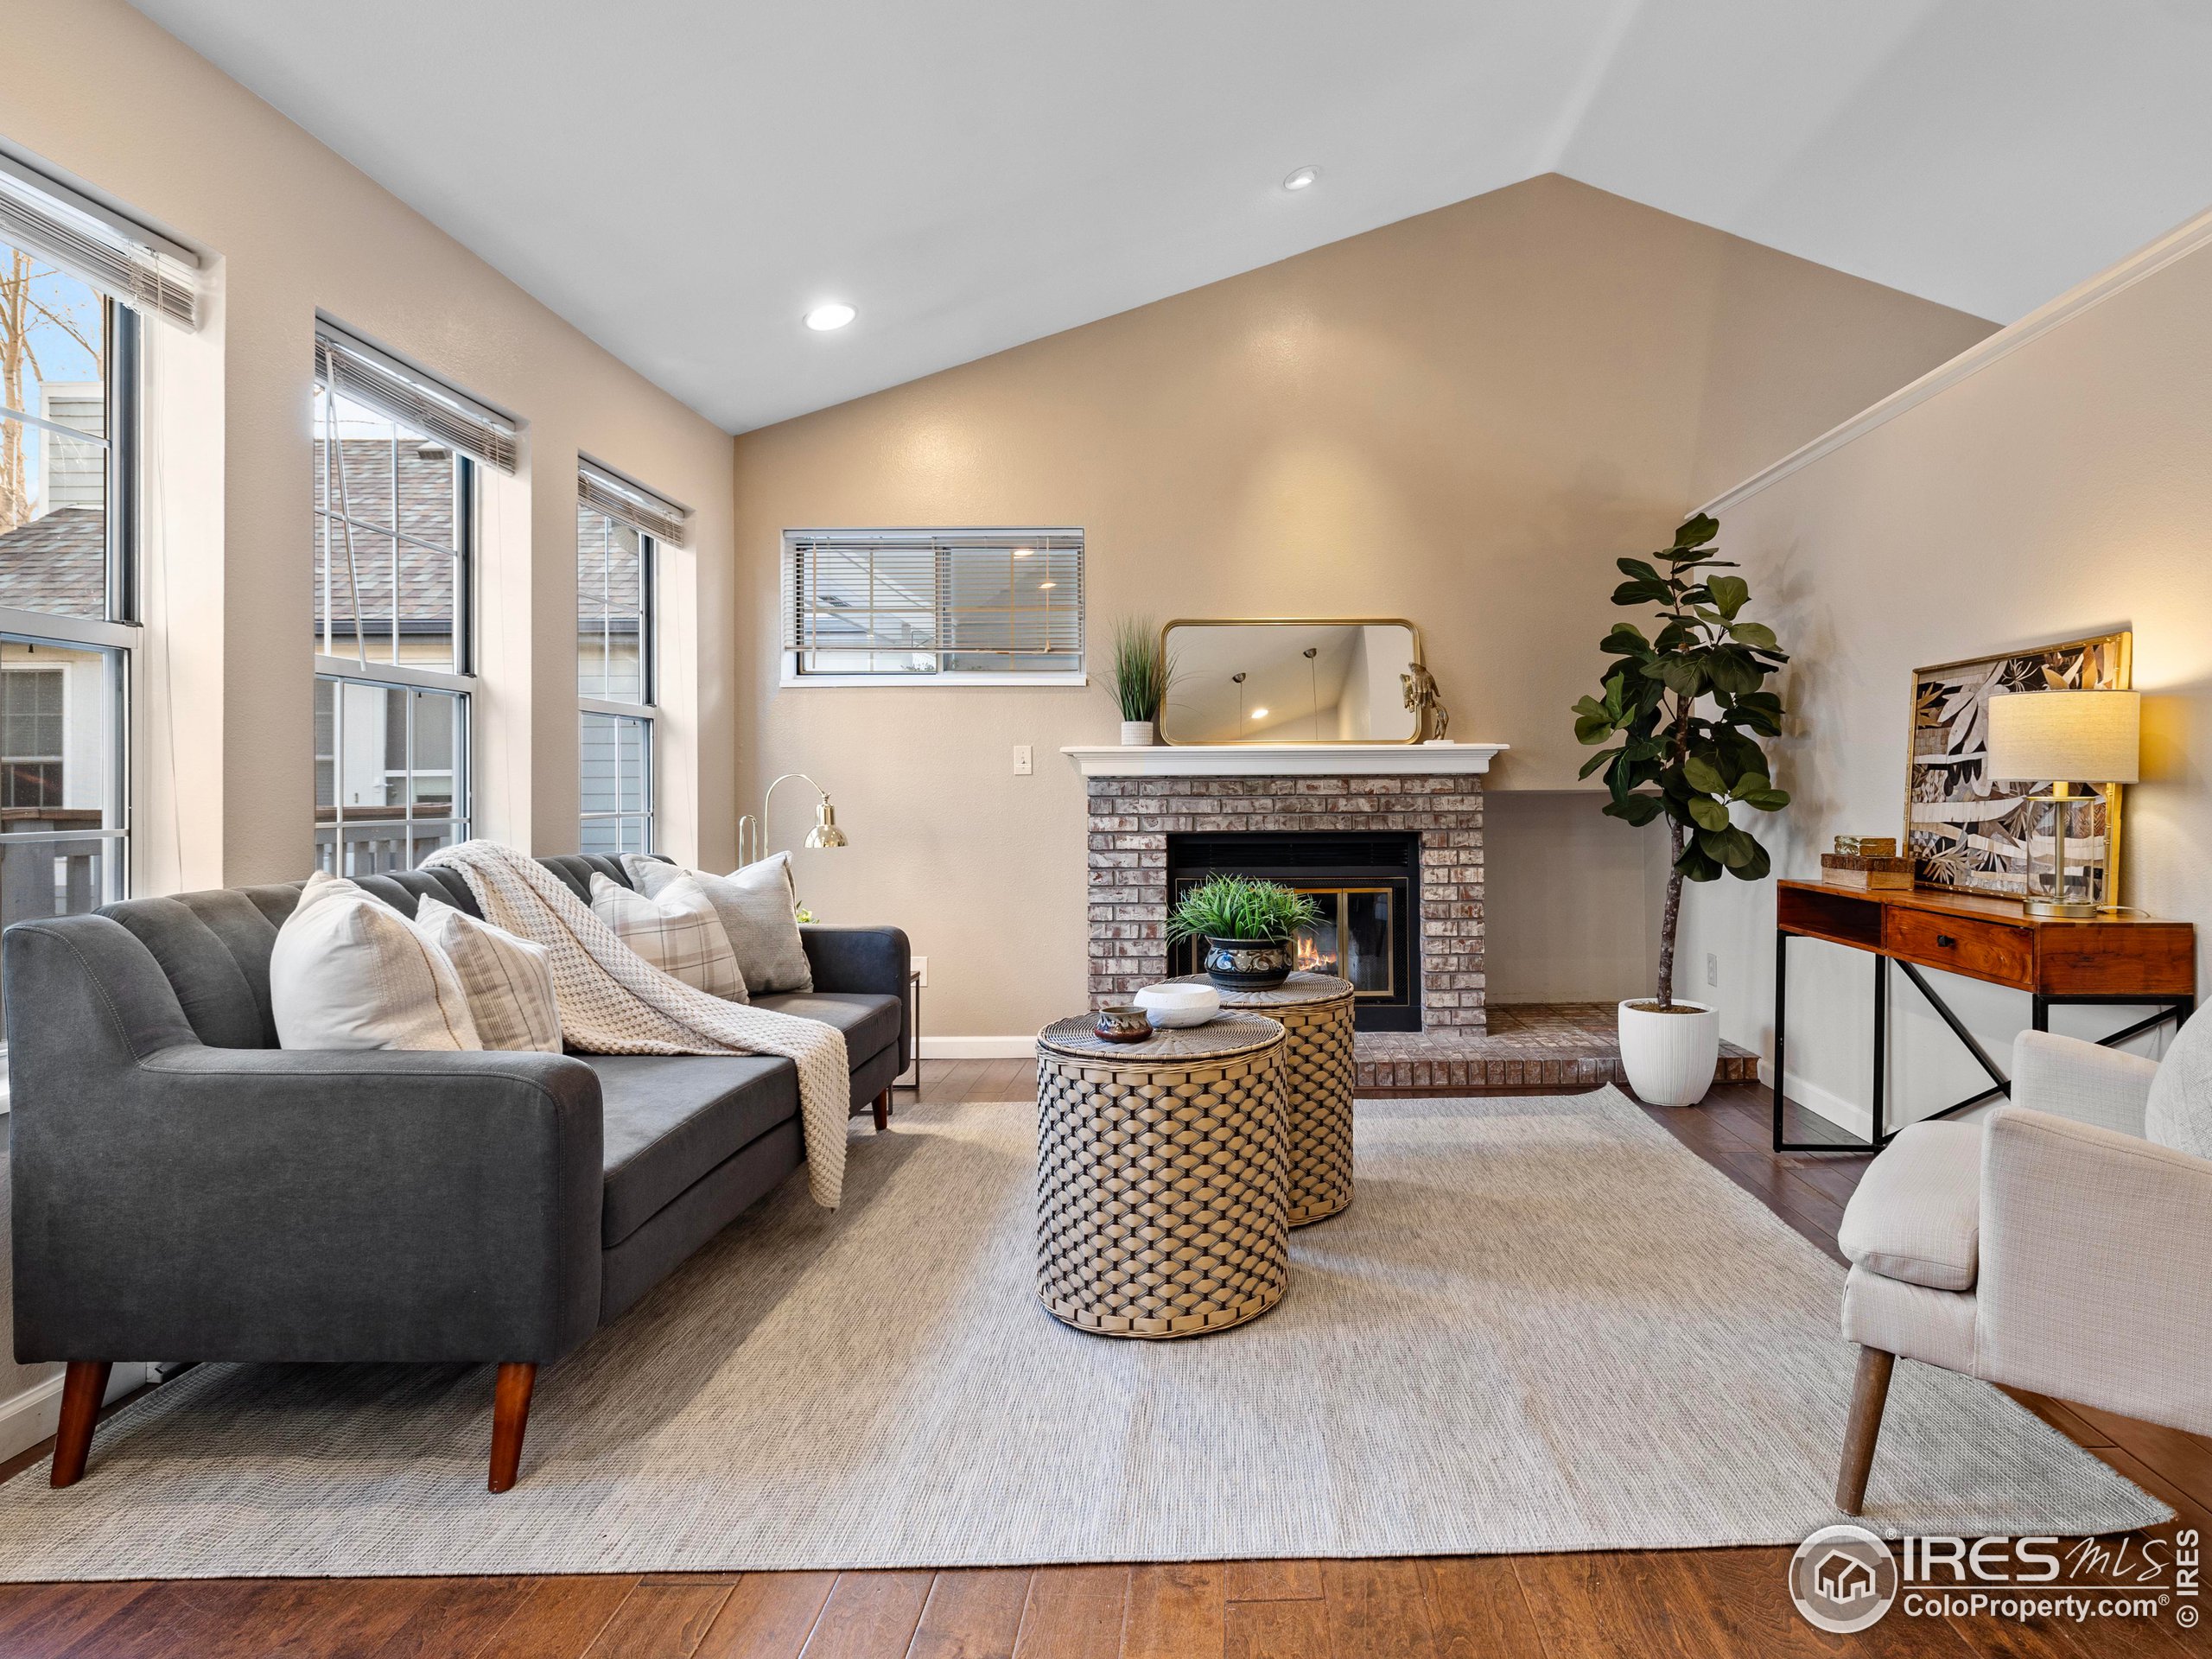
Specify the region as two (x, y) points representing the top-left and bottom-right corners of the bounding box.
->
(1119, 720), (1156, 747)
(1617, 998), (1720, 1107)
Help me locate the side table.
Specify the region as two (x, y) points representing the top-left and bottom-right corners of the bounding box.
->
(1167, 971), (1356, 1225)
(1033, 1013), (1290, 1338)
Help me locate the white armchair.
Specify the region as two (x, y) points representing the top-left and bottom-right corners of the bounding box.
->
(1832, 1020), (2212, 1514)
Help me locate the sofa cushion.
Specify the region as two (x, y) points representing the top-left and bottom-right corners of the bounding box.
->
(588, 1053), (798, 1245)
(753, 990), (899, 1064)
(2145, 1006), (2212, 1161)
(1837, 1120), (1983, 1291)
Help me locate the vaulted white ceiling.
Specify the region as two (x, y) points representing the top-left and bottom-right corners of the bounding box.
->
(130, 0), (2212, 433)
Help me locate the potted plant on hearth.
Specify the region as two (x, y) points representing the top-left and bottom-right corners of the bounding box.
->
(1107, 617), (1174, 745)
(1169, 874), (1320, 991)
(1572, 513), (1791, 1106)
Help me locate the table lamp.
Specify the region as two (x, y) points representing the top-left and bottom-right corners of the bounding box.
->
(1984, 689), (2139, 917)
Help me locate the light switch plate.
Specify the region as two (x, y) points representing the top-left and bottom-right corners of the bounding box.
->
(1013, 745), (1033, 775)
(1706, 952), (1719, 988)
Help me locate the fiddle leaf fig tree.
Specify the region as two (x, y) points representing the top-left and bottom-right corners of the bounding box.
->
(1572, 513), (1790, 1009)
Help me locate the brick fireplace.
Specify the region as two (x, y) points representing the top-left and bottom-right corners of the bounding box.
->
(1076, 753), (1494, 1035)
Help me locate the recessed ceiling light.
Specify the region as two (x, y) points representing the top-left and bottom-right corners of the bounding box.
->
(1282, 167), (1320, 192)
(804, 302), (856, 331)
(1251, 707), (1270, 719)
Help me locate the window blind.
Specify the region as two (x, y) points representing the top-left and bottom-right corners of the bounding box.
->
(0, 150), (201, 329)
(784, 529), (1084, 675)
(579, 457), (689, 547)
(314, 318), (519, 474)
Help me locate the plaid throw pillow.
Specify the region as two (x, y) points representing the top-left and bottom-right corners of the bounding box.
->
(413, 895), (563, 1052)
(589, 872), (745, 1001)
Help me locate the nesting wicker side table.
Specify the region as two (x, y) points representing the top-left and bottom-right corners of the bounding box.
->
(1167, 971), (1356, 1226)
(1034, 1013), (1290, 1338)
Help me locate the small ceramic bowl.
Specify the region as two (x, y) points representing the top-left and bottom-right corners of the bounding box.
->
(1134, 982), (1221, 1028)
(1092, 1005), (1154, 1044)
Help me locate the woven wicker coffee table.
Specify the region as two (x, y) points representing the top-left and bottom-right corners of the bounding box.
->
(1034, 1013), (1290, 1338)
(1166, 972), (1356, 1226)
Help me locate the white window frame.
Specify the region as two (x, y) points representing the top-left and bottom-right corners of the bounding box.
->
(779, 527), (1087, 688)
(576, 474), (660, 855)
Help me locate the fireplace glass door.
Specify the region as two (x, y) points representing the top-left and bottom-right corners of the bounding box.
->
(1166, 831), (1420, 1030)
(1291, 887), (1394, 999)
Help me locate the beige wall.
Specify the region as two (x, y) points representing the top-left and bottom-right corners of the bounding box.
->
(731, 175), (1993, 1039)
(1676, 214), (2212, 1135)
(3, 0), (740, 885)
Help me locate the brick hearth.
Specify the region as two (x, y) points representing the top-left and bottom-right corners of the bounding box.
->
(1353, 1004), (1762, 1093)
(1084, 772), (1484, 1031)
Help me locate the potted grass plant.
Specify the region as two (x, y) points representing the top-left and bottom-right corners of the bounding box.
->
(1108, 617), (1174, 745)
(1169, 874), (1320, 990)
(1572, 513), (1791, 1106)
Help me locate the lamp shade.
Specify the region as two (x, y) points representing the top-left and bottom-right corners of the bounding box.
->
(1985, 690), (2140, 784)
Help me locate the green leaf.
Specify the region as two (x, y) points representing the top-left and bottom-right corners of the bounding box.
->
(1573, 713), (1614, 746)
(1707, 575), (1749, 619)
(1615, 557), (1663, 584)
(1603, 793), (1665, 827)
(1675, 845), (1724, 881)
(1578, 747), (1621, 780)
(1731, 841), (1773, 881)
(1687, 797), (1730, 832)
(1726, 620), (1777, 649)
(1611, 579), (1675, 607)
(1742, 787), (1790, 810)
(1706, 650), (1763, 696)
(1672, 513), (1719, 551)
(1682, 754), (1726, 795)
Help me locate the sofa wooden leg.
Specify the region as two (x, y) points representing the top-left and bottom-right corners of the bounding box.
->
(488, 1363), (537, 1493)
(1836, 1346), (1896, 1515)
(874, 1086), (891, 1131)
(50, 1361), (112, 1489)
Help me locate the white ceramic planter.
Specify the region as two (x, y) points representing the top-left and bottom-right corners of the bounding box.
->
(1120, 720), (1156, 747)
(1617, 998), (1720, 1107)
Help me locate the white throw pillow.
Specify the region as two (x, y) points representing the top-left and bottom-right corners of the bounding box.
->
(625, 852), (812, 995)
(2146, 1007), (2212, 1162)
(271, 871), (482, 1052)
(589, 871), (745, 1001)
(412, 895), (562, 1053)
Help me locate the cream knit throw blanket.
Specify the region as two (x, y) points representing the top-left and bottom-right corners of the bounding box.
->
(424, 841), (850, 1208)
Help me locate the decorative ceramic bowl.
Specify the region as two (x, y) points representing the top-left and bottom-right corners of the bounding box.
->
(1092, 1005), (1154, 1044)
(1133, 982), (1221, 1028)
(1204, 937), (1294, 990)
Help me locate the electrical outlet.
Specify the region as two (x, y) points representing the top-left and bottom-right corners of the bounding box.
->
(1706, 952), (1719, 988)
(1012, 744), (1033, 775)
(912, 956), (928, 988)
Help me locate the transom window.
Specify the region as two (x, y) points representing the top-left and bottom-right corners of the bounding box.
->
(782, 529), (1084, 683)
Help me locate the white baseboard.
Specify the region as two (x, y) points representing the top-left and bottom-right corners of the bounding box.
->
(1756, 1059), (1868, 1140)
(919, 1037), (1033, 1060)
(0, 1363), (149, 1466)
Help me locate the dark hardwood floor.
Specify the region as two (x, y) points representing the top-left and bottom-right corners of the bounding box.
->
(2, 1062), (2207, 1658)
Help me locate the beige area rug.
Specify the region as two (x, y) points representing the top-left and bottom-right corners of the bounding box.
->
(0, 1088), (2166, 1580)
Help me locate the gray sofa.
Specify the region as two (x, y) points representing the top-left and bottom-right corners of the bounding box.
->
(5, 853), (910, 1491)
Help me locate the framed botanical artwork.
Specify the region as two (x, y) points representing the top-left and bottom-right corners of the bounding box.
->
(1905, 632), (2132, 904)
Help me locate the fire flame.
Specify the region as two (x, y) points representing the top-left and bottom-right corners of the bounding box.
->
(1294, 935), (1336, 973)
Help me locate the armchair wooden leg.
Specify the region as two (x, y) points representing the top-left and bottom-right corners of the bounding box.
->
(874, 1086), (891, 1132)
(1836, 1346), (1896, 1515)
(50, 1361), (112, 1489)
(488, 1363), (537, 1494)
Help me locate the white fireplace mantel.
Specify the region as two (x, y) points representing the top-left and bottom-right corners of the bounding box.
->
(1060, 741), (1507, 779)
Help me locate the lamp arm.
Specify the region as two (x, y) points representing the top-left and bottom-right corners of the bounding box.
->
(738, 772), (828, 866)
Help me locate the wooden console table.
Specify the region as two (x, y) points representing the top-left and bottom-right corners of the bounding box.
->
(1773, 880), (2195, 1152)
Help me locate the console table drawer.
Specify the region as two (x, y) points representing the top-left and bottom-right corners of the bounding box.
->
(1884, 909), (2031, 987)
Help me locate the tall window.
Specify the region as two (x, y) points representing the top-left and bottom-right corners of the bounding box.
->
(782, 529), (1084, 683)
(313, 320), (513, 874)
(577, 459), (683, 855)
(0, 150), (192, 1041)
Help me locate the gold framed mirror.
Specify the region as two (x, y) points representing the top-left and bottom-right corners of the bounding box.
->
(1158, 618), (1437, 745)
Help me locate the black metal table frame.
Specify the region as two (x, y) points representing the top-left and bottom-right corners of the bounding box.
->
(1771, 928), (2195, 1153)
(893, 967), (924, 1096)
